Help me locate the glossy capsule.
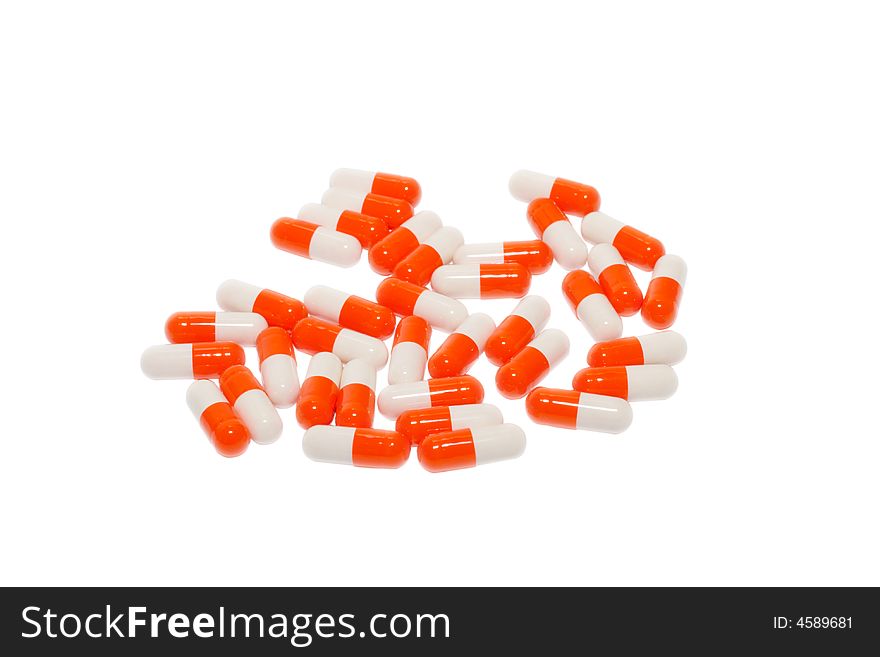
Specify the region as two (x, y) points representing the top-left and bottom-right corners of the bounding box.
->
(141, 342), (245, 380)
(336, 359), (377, 428)
(484, 295), (551, 366)
(392, 226), (463, 286)
(418, 424), (526, 473)
(216, 279), (307, 331)
(219, 365), (283, 444)
(165, 311), (268, 346)
(304, 285), (396, 339)
(292, 317), (388, 369)
(587, 243), (643, 316)
(581, 211), (665, 271)
(329, 168), (422, 206)
(388, 316), (432, 385)
(321, 188), (414, 229)
(525, 388), (633, 434)
(510, 169), (601, 217)
(495, 329), (570, 399)
(303, 426), (410, 468)
(526, 198), (588, 270)
(186, 380), (250, 457)
(427, 313), (496, 378)
(588, 331), (687, 367)
(297, 203), (389, 249)
(368, 211), (442, 275)
(296, 352), (343, 429)
(377, 375), (484, 419)
(376, 278), (468, 333)
(431, 263), (531, 299)
(572, 364), (678, 401)
(642, 255), (687, 329)
(270, 218), (361, 267)
(452, 240), (553, 274)
(395, 403), (503, 446)
(561, 270), (622, 341)
(256, 327), (299, 408)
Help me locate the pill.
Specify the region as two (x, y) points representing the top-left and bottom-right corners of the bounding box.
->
(297, 203), (389, 249)
(430, 263), (531, 299)
(392, 226), (463, 286)
(572, 364), (678, 401)
(141, 342), (245, 380)
(296, 352), (343, 429)
(256, 327), (299, 408)
(304, 285), (396, 340)
(396, 403), (503, 446)
(270, 218), (361, 268)
(215, 279), (307, 332)
(329, 168), (422, 206)
(368, 211), (443, 275)
(302, 426), (410, 469)
(321, 188), (414, 229)
(587, 331), (687, 367)
(418, 424), (526, 473)
(164, 311), (268, 346)
(376, 278), (468, 333)
(581, 212), (665, 271)
(452, 239), (553, 274)
(484, 296), (551, 366)
(495, 328), (570, 399)
(377, 375), (484, 419)
(526, 198), (588, 270)
(525, 388), (633, 434)
(186, 380), (250, 457)
(561, 270), (622, 341)
(642, 255), (686, 329)
(388, 315), (431, 385)
(336, 359), (377, 428)
(292, 317), (388, 369)
(509, 170), (601, 217)
(219, 365), (283, 444)
(428, 312), (495, 378)
(587, 243), (643, 317)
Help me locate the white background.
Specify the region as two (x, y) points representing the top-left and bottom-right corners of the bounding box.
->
(1, 1), (878, 586)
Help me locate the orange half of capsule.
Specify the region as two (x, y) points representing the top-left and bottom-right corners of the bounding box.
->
(503, 240), (553, 274)
(571, 366), (628, 398)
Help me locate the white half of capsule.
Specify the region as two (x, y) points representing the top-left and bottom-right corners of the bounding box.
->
(508, 170), (555, 202)
(329, 168), (377, 194)
(303, 285), (349, 323)
(624, 365), (678, 401)
(141, 344), (195, 379)
(297, 203), (345, 229)
(575, 294), (623, 341)
(302, 425), (356, 465)
(213, 312), (268, 345)
(430, 264), (481, 298)
(651, 254), (688, 286)
(636, 331), (687, 364)
(452, 243), (505, 265)
(377, 381), (433, 418)
(308, 226), (361, 267)
(451, 312), (496, 349)
(340, 358), (377, 391)
(260, 353), (299, 408)
(587, 243), (626, 276)
(321, 188), (368, 213)
(527, 328), (570, 365)
(412, 290), (469, 332)
(388, 341), (428, 385)
(470, 424), (527, 465)
(574, 393), (633, 433)
(449, 403), (504, 429)
(304, 351), (343, 384)
(332, 328), (388, 369)
(232, 388), (282, 445)
(400, 211), (443, 242)
(540, 220), (588, 270)
(581, 212), (624, 245)
(511, 295), (551, 332)
(186, 380), (227, 419)
(422, 226), (464, 264)
(216, 279), (261, 312)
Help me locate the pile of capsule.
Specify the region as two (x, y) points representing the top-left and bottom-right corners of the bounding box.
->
(141, 168), (687, 473)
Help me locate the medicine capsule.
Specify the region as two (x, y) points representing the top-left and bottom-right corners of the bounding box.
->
(431, 263), (531, 299)
(525, 388), (633, 434)
(587, 243), (643, 317)
(561, 270), (622, 341)
(418, 424), (526, 473)
(641, 255), (687, 330)
(485, 295), (551, 366)
(336, 359), (377, 428)
(377, 375), (484, 419)
(392, 226), (464, 286)
(219, 365), (283, 444)
(292, 318), (388, 369)
(526, 198), (588, 270)
(302, 426), (410, 468)
(509, 169), (601, 217)
(572, 364), (678, 401)
(164, 311), (268, 346)
(297, 203), (389, 249)
(427, 312), (496, 378)
(395, 403), (503, 446)
(388, 315), (432, 385)
(581, 211), (665, 271)
(368, 211), (443, 275)
(141, 342), (245, 380)
(329, 168), (422, 206)
(376, 278), (468, 333)
(256, 327), (299, 408)
(452, 239), (553, 274)
(270, 218), (360, 268)
(186, 380), (250, 457)
(296, 352), (343, 429)
(588, 331), (687, 367)
(216, 279), (307, 332)
(321, 188), (414, 229)
(495, 328), (570, 399)
(304, 285), (396, 339)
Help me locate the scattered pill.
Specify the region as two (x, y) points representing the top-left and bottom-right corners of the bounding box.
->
(376, 277), (468, 333)
(141, 342), (245, 380)
(256, 327), (299, 408)
(430, 262), (531, 299)
(321, 188), (414, 229)
(329, 168), (422, 206)
(292, 317), (388, 369)
(525, 388), (633, 433)
(587, 243), (643, 317)
(526, 198), (588, 270)
(297, 203), (389, 249)
(164, 311), (268, 346)
(395, 403), (504, 446)
(571, 364), (678, 401)
(368, 211), (443, 275)
(377, 375), (484, 419)
(581, 211), (665, 271)
(270, 218), (361, 268)
(303, 426), (410, 468)
(392, 226), (463, 286)
(509, 170), (601, 217)
(561, 270), (623, 341)
(186, 380), (250, 457)
(219, 365), (283, 444)
(388, 315), (431, 385)
(427, 312), (496, 378)
(336, 359), (377, 428)
(641, 255), (686, 330)
(216, 279), (307, 331)
(296, 352), (342, 429)
(418, 424), (526, 473)
(304, 285), (396, 340)
(495, 328), (570, 399)
(453, 239), (553, 274)
(484, 295), (551, 367)
(587, 331), (687, 367)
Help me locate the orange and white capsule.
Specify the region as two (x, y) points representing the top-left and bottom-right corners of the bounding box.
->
(427, 313), (495, 378)
(165, 311), (268, 346)
(392, 226), (463, 286)
(452, 240), (553, 274)
(388, 315), (431, 385)
(296, 352), (342, 429)
(377, 375), (484, 419)
(329, 168), (422, 206)
(484, 295), (551, 366)
(495, 329), (570, 399)
(292, 317), (388, 369)
(321, 188), (414, 229)
(141, 342), (245, 379)
(304, 285), (396, 339)
(581, 212), (665, 271)
(526, 198), (588, 270)
(509, 170), (601, 217)
(418, 424), (526, 473)
(641, 255), (687, 329)
(186, 380), (250, 457)
(302, 426), (410, 468)
(216, 279), (307, 332)
(561, 270), (622, 341)
(368, 211), (442, 275)
(525, 388), (633, 434)
(297, 203), (389, 249)
(256, 327), (299, 408)
(219, 365), (283, 444)
(587, 243), (643, 317)
(430, 263), (531, 299)
(376, 278), (468, 333)
(335, 359), (377, 428)
(588, 331), (687, 367)
(395, 403), (503, 446)
(270, 218), (361, 268)
(572, 364), (678, 401)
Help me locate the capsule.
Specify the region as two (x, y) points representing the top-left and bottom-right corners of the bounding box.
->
(256, 327), (299, 408)
(368, 211), (443, 275)
(321, 188), (414, 229)
(336, 359), (377, 428)
(525, 388), (633, 434)
(427, 313), (496, 378)
(396, 403), (503, 446)
(418, 424), (526, 473)
(302, 426), (410, 468)
(581, 211), (665, 271)
(509, 169), (601, 217)
(484, 295), (551, 366)
(430, 263), (531, 299)
(219, 365), (283, 444)
(304, 285), (396, 339)
(588, 331), (687, 367)
(297, 203), (389, 249)
(215, 279), (307, 332)
(141, 342), (245, 380)
(292, 317), (388, 369)
(329, 168), (422, 206)
(376, 278), (468, 333)
(186, 380), (250, 457)
(561, 270), (622, 341)
(642, 255), (687, 329)
(377, 375), (484, 419)
(164, 311), (268, 346)
(296, 352), (343, 429)
(392, 226), (463, 286)
(572, 364), (678, 401)
(587, 243), (643, 317)
(388, 315), (432, 385)
(452, 240), (553, 274)
(495, 329), (570, 399)
(526, 198), (588, 270)
(270, 218), (360, 268)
